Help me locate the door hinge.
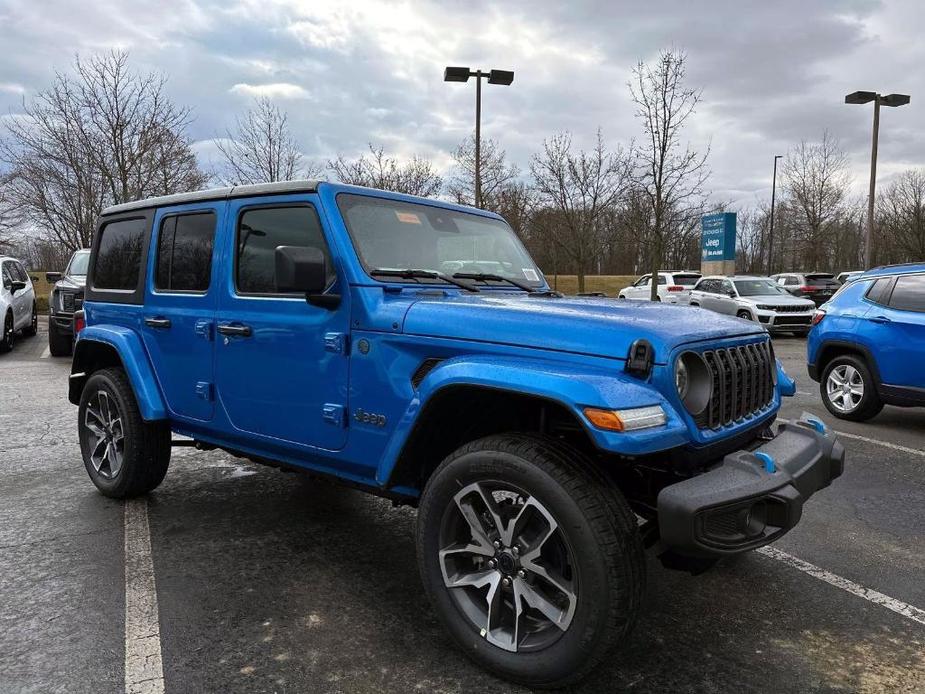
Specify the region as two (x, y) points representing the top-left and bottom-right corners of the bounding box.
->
(322, 403), (346, 427)
(195, 381), (213, 401)
(194, 319), (213, 341)
(324, 332), (348, 355)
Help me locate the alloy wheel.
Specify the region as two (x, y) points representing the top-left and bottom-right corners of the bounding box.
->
(438, 481), (577, 653)
(83, 390), (125, 478)
(826, 364), (864, 413)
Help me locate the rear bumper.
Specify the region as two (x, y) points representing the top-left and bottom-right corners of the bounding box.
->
(657, 416), (844, 557)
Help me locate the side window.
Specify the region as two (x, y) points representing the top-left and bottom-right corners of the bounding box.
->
(635, 275), (650, 287)
(236, 205), (334, 295)
(888, 274), (925, 312)
(11, 262), (28, 282)
(94, 217), (147, 290)
(155, 212), (216, 292)
(701, 280), (717, 293)
(656, 275), (667, 285)
(1, 263), (11, 290)
(722, 280), (734, 295)
(866, 277), (893, 305)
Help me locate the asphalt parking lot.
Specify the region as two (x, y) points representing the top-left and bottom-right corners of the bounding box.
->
(1, 321), (924, 694)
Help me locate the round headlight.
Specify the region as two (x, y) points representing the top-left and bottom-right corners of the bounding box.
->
(675, 351), (712, 416)
(675, 358), (689, 400)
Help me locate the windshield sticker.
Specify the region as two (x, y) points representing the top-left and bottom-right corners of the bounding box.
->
(522, 268), (539, 282)
(395, 211), (421, 224)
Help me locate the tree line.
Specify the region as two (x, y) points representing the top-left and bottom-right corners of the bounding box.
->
(2, 50), (922, 288)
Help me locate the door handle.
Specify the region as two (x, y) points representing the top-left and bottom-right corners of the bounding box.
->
(144, 317), (171, 329)
(217, 323), (252, 337)
(869, 315), (891, 324)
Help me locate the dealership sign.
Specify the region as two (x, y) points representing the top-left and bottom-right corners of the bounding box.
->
(701, 212), (737, 262)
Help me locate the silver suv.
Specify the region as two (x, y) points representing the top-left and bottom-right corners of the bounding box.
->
(689, 275), (816, 336)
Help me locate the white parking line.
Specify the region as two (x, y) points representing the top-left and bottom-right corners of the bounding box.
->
(779, 418), (925, 458)
(124, 498), (165, 694)
(758, 546), (925, 627)
(39, 347), (50, 359)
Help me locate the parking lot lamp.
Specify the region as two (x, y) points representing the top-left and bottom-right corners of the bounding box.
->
(845, 91), (911, 268)
(767, 154), (783, 276)
(444, 67), (514, 208)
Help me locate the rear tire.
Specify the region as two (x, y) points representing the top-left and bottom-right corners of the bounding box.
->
(48, 319), (72, 357)
(736, 309), (753, 320)
(0, 311), (13, 353)
(820, 355), (883, 422)
(78, 367), (171, 498)
(416, 434), (645, 689)
(22, 303), (38, 337)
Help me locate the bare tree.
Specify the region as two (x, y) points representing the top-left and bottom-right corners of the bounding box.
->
(215, 97), (315, 185)
(530, 130), (631, 292)
(447, 136), (519, 209)
(0, 173), (21, 252)
(879, 169), (925, 264)
(1, 50), (206, 252)
(629, 49), (709, 300)
(781, 131), (852, 271)
(328, 144), (442, 197)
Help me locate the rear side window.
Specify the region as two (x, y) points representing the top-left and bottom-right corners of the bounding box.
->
(889, 274), (925, 312)
(236, 205), (334, 295)
(155, 212), (216, 292)
(866, 277), (893, 305)
(94, 218), (147, 290)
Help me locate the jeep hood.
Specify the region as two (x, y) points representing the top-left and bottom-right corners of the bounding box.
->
(401, 293), (766, 363)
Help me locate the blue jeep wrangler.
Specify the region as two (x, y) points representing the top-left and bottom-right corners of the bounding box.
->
(69, 181), (844, 687)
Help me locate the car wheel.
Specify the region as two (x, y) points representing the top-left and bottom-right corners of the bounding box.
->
(78, 367), (171, 498)
(22, 303), (38, 337)
(48, 320), (72, 357)
(0, 311), (13, 353)
(618, 295), (626, 300)
(820, 355), (883, 422)
(736, 309), (753, 321)
(416, 434), (645, 688)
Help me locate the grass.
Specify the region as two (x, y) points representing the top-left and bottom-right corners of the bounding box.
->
(545, 275), (640, 297)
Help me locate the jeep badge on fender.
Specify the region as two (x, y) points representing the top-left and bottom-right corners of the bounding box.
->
(68, 180), (845, 688)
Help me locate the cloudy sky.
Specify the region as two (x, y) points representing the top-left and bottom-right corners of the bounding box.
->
(1, 0), (922, 207)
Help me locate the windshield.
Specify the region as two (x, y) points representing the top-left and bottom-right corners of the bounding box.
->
(336, 194), (543, 287)
(67, 251), (90, 276)
(734, 279), (789, 296)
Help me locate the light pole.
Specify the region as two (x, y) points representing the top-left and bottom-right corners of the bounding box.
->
(444, 67), (514, 208)
(845, 91), (910, 268)
(767, 154), (783, 276)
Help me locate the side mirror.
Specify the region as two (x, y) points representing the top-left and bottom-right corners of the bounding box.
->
(274, 245), (339, 309)
(10, 280), (27, 293)
(46, 272), (62, 283)
(727, 290), (737, 298)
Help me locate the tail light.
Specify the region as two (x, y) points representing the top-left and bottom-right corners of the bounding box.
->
(667, 285), (684, 292)
(800, 286), (816, 292)
(73, 309), (86, 334)
(811, 309), (825, 326)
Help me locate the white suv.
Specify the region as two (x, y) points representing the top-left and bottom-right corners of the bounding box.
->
(0, 256), (38, 352)
(618, 271), (702, 303)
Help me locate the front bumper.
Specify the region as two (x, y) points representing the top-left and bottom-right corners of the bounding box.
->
(657, 416), (844, 556)
(755, 310), (814, 332)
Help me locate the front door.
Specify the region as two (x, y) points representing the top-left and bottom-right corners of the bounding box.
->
(214, 196), (350, 451)
(141, 204), (222, 422)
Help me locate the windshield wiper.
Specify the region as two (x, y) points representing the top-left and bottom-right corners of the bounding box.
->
(452, 272), (537, 293)
(369, 268), (479, 292)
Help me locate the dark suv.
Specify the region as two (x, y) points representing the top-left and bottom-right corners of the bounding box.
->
(46, 249), (89, 356)
(772, 272), (841, 306)
(69, 180), (845, 687)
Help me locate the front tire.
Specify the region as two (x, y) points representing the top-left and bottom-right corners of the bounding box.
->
(78, 367), (171, 498)
(416, 434), (645, 688)
(820, 355), (883, 421)
(736, 309), (753, 320)
(48, 319), (72, 357)
(0, 311), (13, 353)
(22, 303), (38, 337)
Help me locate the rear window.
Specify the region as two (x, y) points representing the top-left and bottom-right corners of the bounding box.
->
(889, 274), (925, 312)
(672, 274), (701, 286)
(93, 218), (147, 290)
(806, 275), (836, 285)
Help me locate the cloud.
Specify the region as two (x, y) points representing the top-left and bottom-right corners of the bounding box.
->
(229, 82), (311, 100)
(0, 82), (25, 95)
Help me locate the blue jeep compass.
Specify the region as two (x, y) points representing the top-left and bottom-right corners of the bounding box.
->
(70, 181), (844, 687)
(808, 263), (925, 421)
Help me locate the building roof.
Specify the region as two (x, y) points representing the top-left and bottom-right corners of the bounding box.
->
(102, 180), (321, 216)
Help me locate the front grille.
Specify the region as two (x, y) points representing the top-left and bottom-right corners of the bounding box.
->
(61, 292), (82, 313)
(697, 341), (775, 430)
(764, 304), (810, 313)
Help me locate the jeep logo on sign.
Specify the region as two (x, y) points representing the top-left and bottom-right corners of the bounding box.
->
(353, 408), (386, 427)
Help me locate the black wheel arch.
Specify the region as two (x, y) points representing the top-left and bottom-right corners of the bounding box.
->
(69, 339), (126, 405)
(814, 340), (882, 387)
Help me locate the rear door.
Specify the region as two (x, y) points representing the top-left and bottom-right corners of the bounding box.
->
(140, 204), (222, 422)
(864, 273), (925, 389)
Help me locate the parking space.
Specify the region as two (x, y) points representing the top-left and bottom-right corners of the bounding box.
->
(1, 323), (924, 693)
